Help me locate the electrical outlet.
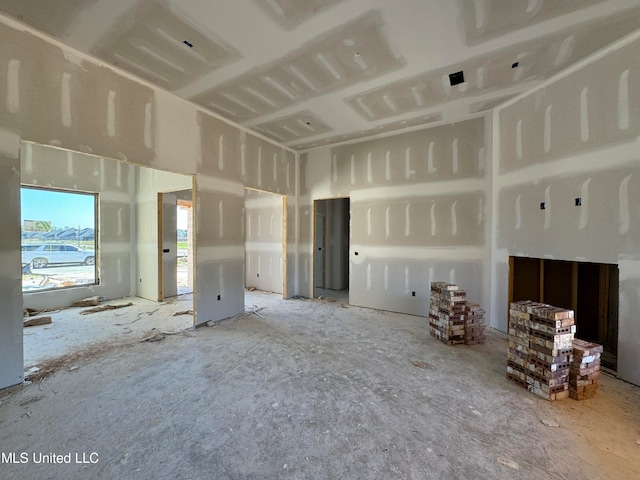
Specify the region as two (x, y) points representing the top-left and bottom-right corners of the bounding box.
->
(575, 197), (582, 206)
(412, 291), (416, 297)
(257, 273), (259, 277)
(449, 70), (464, 86)
(540, 202), (545, 210)
(217, 295), (221, 301)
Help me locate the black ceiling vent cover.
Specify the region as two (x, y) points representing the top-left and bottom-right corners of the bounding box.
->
(449, 70), (465, 86)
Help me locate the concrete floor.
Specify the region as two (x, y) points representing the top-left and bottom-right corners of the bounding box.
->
(23, 294), (195, 368)
(315, 287), (349, 304)
(1, 290), (639, 479)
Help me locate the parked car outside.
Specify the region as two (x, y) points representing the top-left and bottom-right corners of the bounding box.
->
(21, 243), (95, 268)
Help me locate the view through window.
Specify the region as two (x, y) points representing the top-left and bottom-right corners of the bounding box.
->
(21, 186), (98, 292)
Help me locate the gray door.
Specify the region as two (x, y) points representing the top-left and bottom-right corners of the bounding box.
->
(315, 214), (325, 289)
(161, 192), (178, 299)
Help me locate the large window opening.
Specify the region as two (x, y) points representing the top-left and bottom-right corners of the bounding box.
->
(21, 186), (97, 292)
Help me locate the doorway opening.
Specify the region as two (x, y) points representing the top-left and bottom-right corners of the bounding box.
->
(244, 188), (286, 297)
(509, 256), (619, 370)
(20, 142), (195, 370)
(158, 189), (194, 300)
(314, 198), (350, 303)
(177, 199), (194, 295)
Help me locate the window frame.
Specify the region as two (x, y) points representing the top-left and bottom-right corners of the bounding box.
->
(20, 185), (99, 293)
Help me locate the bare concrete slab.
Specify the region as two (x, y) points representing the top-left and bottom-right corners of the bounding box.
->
(1, 290), (638, 479)
(22, 294), (194, 368)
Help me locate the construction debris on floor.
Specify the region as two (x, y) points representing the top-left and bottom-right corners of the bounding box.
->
(80, 302), (133, 315)
(23, 316), (52, 327)
(429, 282), (486, 346)
(72, 295), (101, 307)
(23, 307), (57, 327)
(570, 339), (603, 400)
(507, 301), (602, 402)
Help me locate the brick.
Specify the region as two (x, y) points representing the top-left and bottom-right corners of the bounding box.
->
(528, 355), (571, 372)
(530, 350), (573, 365)
(569, 383), (599, 400)
(572, 338), (604, 356)
(506, 372), (527, 388)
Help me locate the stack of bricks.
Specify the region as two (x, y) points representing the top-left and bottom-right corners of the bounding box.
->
(507, 301), (533, 389)
(569, 339), (603, 400)
(508, 301), (576, 401)
(464, 302), (486, 345)
(528, 306), (575, 401)
(429, 282), (466, 345)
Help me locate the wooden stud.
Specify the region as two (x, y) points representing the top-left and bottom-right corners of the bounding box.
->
(190, 177), (198, 327)
(282, 194), (287, 299)
(539, 259), (545, 303)
(598, 264), (609, 343)
(571, 261), (578, 316)
(508, 256), (514, 330)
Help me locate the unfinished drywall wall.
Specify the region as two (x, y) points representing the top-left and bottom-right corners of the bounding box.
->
(20, 142), (136, 310)
(135, 166), (192, 302)
(499, 37), (640, 174)
(195, 188), (245, 325)
(0, 23), (155, 167)
(493, 30), (640, 385)
(302, 116), (491, 316)
(0, 130), (24, 390)
(0, 16), (299, 387)
(245, 189), (284, 294)
(196, 111), (297, 306)
(327, 119), (485, 195)
(19, 142), (192, 307)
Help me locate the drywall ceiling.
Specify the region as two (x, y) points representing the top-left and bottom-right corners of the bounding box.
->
(1, 0), (639, 150)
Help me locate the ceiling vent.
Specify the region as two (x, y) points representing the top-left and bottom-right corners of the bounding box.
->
(449, 71), (465, 86)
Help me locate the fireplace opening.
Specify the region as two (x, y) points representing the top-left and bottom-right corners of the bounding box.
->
(509, 256), (618, 370)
